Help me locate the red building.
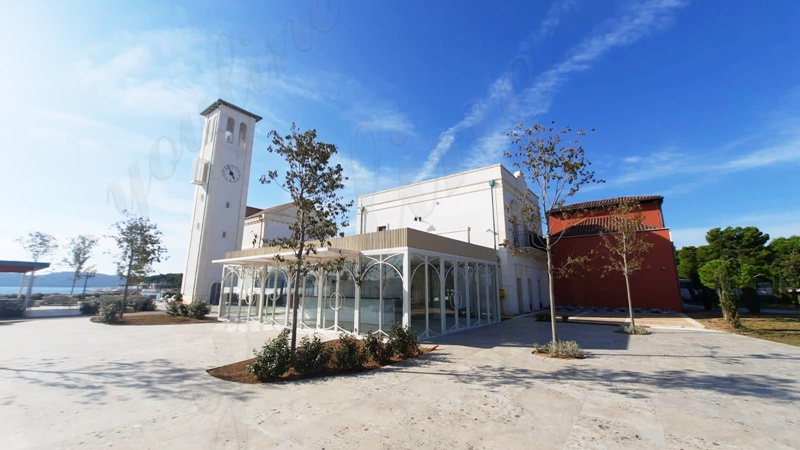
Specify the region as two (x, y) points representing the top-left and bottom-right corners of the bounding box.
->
(549, 195), (682, 311)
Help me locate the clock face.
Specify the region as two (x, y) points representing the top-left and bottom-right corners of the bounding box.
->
(222, 164), (241, 183)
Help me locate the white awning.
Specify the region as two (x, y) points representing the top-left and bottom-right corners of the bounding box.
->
(212, 247), (360, 266)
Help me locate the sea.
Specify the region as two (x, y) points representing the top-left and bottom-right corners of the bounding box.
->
(0, 286), (117, 295)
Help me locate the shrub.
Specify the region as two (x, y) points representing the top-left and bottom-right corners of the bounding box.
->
(532, 340), (586, 359)
(334, 333), (365, 371)
(247, 330), (292, 382)
(187, 301), (211, 319)
(618, 324), (651, 335)
(129, 296), (156, 312)
(534, 313), (551, 321)
(97, 298), (123, 323)
(293, 334), (332, 375)
(166, 300), (188, 317)
(363, 331), (394, 365)
(0, 300), (26, 318)
(388, 323), (419, 358)
(79, 300), (100, 315)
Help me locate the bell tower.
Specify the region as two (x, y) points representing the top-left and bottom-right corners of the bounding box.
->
(182, 99), (261, 304)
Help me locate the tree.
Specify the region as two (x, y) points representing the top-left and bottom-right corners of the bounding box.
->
(704, 226), (770, 313)
(16, 231), (58, 262)
(597, 201), (654, 329)
(699, 259), (739, 327)
(769, 236), (800, 304)
(109, 212), (168, 318)
(81, 267), (97, 297)
(505, 121), (602, 344)
(260, 124), (352, 352)
(62, 235), (99, 295)
(676, 246), (702, 286)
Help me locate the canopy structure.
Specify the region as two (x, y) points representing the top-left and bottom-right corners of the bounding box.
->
(0, 260), (51, 307)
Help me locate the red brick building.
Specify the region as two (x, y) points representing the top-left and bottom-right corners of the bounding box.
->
(549, 195), (682, 311)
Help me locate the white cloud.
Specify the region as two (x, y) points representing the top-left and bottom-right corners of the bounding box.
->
(413, 0), (687, 182)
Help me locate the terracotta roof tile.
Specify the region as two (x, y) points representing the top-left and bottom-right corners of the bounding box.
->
(551, 195), (663, 214)
(556, 216), (660, 238)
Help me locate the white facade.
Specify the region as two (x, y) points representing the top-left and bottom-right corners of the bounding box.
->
(357, 164), (549, 314)
(181, 100), (261, 304)
(241, 203), (299, 250)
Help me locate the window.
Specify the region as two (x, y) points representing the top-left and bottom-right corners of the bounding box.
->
(222, 231), (227, 238)
(225, 117), (235, 143)
(238, 122), (247, 147)
(377, 225), (388, 232)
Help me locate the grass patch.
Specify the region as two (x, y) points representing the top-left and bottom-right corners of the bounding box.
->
(689, 311), (800, 347)
(90, 312), (216, 326)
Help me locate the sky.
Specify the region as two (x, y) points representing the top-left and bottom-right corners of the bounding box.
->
(1, 0), (799, 276)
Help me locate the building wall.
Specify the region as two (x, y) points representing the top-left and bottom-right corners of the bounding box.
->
(357, 164), (548, 315)
(551, 228), (682, 311)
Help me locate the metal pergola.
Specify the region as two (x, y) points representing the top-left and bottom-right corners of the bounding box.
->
(0, 260), (51, 308)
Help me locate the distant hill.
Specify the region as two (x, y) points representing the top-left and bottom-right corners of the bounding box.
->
(0, 271), (123, 287)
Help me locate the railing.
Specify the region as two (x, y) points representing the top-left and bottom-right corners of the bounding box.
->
(512, 231), (546, 251)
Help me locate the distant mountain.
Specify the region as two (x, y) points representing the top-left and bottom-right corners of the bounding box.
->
(0, 271), (123, 287)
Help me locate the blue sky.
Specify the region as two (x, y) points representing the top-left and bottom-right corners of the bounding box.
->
(1, 0), (799, 275)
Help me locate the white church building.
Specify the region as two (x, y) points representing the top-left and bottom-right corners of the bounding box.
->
(182, 100), (548, 339)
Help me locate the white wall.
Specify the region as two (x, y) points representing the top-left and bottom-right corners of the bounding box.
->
(357, 164), (548, 315)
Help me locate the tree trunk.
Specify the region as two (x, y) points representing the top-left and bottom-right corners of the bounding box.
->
(545, 234), (558, 344)
(290, 242), (305, 353)
(82, 273), (90, 296)
(120, 249), (134, 319)
(70, 274), (78, 296)
(624, 273), (635, 328)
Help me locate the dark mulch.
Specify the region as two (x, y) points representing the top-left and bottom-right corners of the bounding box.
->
(208, 340), (436, 384)
(90, 313), (217, 326)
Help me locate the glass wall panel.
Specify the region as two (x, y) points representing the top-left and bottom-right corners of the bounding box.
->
(382, 254), (404, 331)
(338, 269), (356, 332)
(469, 264), (481, 327)
(264, 268), (288, 325)
(427, 257), (442, 336)
(301, 272), (318, 328)
(409, 254), (427, 338)
(359, 259), (381, 333)
(444, 260), (456, 331)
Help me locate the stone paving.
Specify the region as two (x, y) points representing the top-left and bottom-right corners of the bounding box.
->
(0, 314), (798, 449)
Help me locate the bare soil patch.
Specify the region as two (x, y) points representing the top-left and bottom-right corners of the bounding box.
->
(208, 340), (436, 384)
(90, 313), (216, 326)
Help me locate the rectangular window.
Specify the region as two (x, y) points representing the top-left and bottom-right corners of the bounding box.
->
(222, 231), (227, 238)
(377, 225), (387, 232)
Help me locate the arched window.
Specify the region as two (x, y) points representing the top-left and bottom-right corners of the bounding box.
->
(225, 117), (235, 143)
(238, 122), (247, 147)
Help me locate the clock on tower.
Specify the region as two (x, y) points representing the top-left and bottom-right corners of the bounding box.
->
(182, 99), (262, 304)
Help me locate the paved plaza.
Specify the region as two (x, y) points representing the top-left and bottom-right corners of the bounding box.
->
(0, 314), (798, 449)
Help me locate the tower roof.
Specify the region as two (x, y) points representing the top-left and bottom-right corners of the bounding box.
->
(200, 99), (262, 122)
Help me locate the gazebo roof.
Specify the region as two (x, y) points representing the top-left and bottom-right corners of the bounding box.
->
(0, 260), (50, 273)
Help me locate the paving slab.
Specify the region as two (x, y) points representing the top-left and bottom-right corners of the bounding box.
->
(0, 314), (798, 449)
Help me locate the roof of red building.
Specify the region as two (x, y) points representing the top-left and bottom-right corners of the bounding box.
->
(555, 216), (661, 238)
(551, 195), (663, 214)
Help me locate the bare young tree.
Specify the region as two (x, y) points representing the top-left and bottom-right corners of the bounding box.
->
(597, 201), (653, 329)
(505, 122), (602, 344)
(16, 231), (58, 262)
(260, 124), (352, 352)
(109, 212), (168, 318)
(62, 235), (99, 295)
